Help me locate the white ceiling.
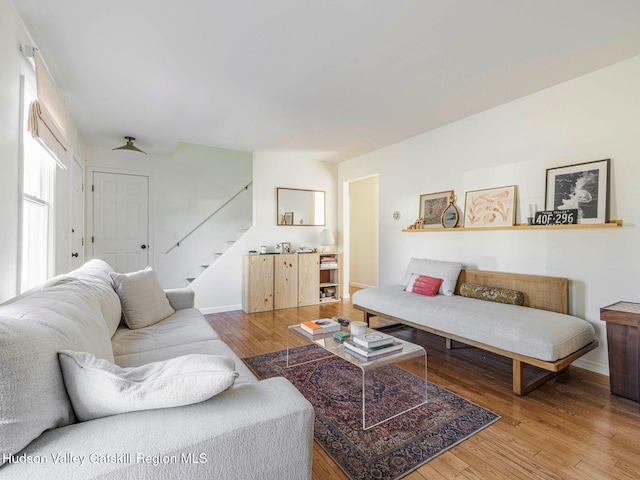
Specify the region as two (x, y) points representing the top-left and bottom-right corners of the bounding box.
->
(13, 0), (640, 162)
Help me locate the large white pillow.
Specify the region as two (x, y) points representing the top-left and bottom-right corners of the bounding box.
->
(400, 258), (463, 296)
(58, 350), (239, 421)
(110, 266), (175, 329)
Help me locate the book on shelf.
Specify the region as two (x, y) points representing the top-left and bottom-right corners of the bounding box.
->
(352, 332), (395, 349)
(320, 264), (338, 269)
(343, 340), (403, 358)
(300, 318), (341, 334)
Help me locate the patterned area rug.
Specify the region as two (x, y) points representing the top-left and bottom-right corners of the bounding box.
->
(243, 344), (499, 480)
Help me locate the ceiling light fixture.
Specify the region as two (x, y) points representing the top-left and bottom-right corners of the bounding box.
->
(112, 136), (146, 155)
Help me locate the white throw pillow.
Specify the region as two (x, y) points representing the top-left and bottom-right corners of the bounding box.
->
(58, 350), (239, 422)
(110, 266), (175, 329)
(400, 258), (463, 296)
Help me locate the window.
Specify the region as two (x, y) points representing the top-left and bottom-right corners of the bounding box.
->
(20, 80), (56, 292)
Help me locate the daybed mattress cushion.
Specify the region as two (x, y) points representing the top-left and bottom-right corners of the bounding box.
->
(352, 285), (595, 362)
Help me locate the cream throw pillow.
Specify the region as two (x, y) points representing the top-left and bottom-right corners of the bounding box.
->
(400, 258), (463, 296)
(58, 350), (239, 421)
(110, 266), (175, 329)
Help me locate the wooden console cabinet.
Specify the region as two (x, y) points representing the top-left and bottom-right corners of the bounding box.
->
(601, 301), (640, 402)
(242, 253), (342, 313)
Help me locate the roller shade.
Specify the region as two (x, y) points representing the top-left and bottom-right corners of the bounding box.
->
(27, 48), (69, 169)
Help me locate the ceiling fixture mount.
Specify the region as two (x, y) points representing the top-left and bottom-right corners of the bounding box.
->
(112, 136), (146, 155)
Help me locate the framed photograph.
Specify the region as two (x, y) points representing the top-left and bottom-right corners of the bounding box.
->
(545, 159), (610, 224)
(283, 211), (294, 225)
(280, 242), (292, 254)
(464, 185), (517, 228)
(419, 190), (453, 228)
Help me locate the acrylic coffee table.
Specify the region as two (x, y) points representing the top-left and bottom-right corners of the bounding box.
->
(287, 323), (427, 430)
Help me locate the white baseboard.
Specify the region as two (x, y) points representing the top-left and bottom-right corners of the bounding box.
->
(350, 282), (375, 289)
(199, 304), (242, 314)
(572, 358), (609, 376)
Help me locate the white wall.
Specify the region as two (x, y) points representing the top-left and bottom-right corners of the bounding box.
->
(339, 55), (640, 375)
(85, 142), (252, 288)
(0, 0), (85, 302)
(349, 175), (379, 288)
(192, 152), (339, 312)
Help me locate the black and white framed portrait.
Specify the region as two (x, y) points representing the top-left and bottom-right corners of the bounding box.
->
(545, 159), (610, 224)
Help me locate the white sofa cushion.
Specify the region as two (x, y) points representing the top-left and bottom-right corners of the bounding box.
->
(400, 258), (463, 296)
(110, 267), (175, 329)
(58, 350), (239, 421)
(352, 285), (595, 361)
(0, 279), (114, 465)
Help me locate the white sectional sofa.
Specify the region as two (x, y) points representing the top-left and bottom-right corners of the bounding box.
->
(353, 259), (598, 395)
(0, 260), (314, 479)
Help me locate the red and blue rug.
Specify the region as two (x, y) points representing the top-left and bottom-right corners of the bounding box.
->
(243, 344), (499, 480)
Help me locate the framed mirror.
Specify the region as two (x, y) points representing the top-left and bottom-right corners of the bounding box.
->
(277, 188), (326, 226)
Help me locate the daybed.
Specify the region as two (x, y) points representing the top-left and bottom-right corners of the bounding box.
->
(352, 260), (598, 395)
(0, 259), (314, 479)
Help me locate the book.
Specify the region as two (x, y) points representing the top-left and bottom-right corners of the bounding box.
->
(300, 318), (341, 334)
(352, 332), (395, 349)
(343, 340), (403, 358)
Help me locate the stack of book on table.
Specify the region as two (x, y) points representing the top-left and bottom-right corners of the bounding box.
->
(343, 331), (403, 358)
(300, 318), (341, 335)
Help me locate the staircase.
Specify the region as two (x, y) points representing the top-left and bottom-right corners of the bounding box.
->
(163, 182), (253, 288)
(185, 223), (251, 285)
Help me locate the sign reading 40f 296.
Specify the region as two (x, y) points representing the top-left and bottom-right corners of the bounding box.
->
(534, 209), (578, 225)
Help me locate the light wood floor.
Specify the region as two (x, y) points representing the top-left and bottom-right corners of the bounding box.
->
(206, 298), (640, 480)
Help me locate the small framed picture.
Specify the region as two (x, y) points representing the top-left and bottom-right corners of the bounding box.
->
(419, 190), (453, 228)
(545, 159), (610, 224)
(283, 212), (294, 225)
(281, 242), (292, 254)
(464, 185), (517, 228)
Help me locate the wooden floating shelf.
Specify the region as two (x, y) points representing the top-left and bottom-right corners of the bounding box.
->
(402, 220), (623, 232)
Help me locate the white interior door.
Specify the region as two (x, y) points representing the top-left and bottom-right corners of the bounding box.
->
(92, 172), (149, 273)
(70, 157), (85, 269)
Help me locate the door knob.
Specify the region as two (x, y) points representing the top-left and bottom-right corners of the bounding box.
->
(71, 252), (79, 258)
(141, 245), (147, 249)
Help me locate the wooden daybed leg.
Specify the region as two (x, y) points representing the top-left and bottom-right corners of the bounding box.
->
(513, 359), (526, 395)
(513, 359), (571, 396)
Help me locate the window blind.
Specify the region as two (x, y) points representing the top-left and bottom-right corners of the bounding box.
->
(27, 48), (69, 169)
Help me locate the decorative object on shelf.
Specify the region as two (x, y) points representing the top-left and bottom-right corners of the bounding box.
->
(392, 211), (401, 221)
(283, 211), (294, 225)
(545, 159), (610, 224)
(464, 185), (517, 228)
(318, 229), (335, 252)
(280, 242), (291, 253)
(534, 209), (578, 225)
(260, 245), (267, 254)
(419, 190), (453, 228)
(406, 218), (424, 230)
(440, 193), (460, 228)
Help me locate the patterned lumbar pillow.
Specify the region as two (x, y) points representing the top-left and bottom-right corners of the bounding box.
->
(110, 266), (175, 329)
(58, 350), (239, 421)
(459, 283), (524, 305)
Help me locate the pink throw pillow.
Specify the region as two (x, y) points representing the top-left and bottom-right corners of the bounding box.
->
(404, 274), (443, 297)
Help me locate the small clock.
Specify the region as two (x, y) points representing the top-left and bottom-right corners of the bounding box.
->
(392, 211), (401, 221)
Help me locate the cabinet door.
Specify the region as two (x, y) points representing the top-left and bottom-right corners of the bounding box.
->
(242, 255), (274, 313)
(298, 254), (320, 306)
(274, 254), (298, 310)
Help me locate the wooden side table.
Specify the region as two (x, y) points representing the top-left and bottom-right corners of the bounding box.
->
(600, 301), (640, 402)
